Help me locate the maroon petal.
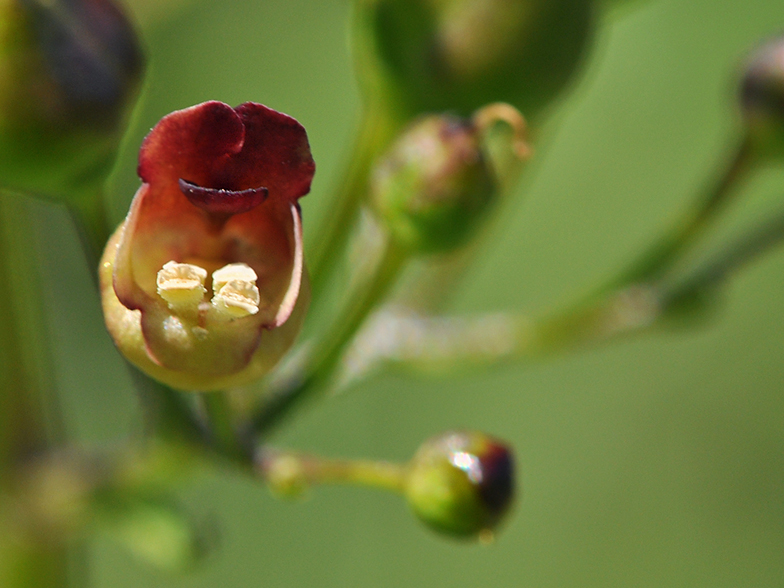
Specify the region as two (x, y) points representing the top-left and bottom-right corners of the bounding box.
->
(217, 102), (316, 199)
(138, 101), (245, 190)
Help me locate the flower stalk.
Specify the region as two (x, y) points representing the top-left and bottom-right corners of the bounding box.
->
(609, 134), (755, 288)
(253, 230), (408, 434)
(0, 194), (71, 587)
(258, 448), (407, 497)
(342, 197), (784, 382)
(307, 99), (407, 308)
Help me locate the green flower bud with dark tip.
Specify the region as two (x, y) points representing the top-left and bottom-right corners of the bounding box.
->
(353, 0), (595, 119)
(404, 430), (515, 538)
(370, 113), (497, 254)
(740, 35), (784, 159)
(0, 0), (143, 200)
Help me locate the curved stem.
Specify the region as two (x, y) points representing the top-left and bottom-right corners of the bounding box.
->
(67, 191), (111, 280)
(342, 286), (660, 381)
(609, 134), (754, 288)
(201, 393), (251, 465)
(344, 200), (784, 381)
(253, 236), (409, 435)
(660, 204), (784, 307)
(307, 100), (406, 310)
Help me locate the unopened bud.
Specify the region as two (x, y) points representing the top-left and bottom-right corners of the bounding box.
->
(0, 0), (143, 199)
(370, 114), (497, 253)
(102, 498), (213, 572)
(404, 430), (515, 538)
(740, 35), (784, 159)
(354, 0), (594, 119)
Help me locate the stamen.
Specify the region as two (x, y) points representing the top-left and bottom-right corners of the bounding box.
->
(212, 263), (258, 292)
(211, 263), (260, 319)
(156, 260), (207, 313)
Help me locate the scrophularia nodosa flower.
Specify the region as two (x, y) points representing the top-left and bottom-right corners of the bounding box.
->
(100, 101), (315, 390)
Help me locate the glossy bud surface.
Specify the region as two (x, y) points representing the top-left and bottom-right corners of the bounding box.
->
(404, 430), (515, 537)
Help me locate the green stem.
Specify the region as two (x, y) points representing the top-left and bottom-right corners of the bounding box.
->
(259, 449), (406, 494)
(253, 237), (409, 435)
(341, 286), (660, 380)
(128, 371), (206, 448)
(307, 100), (406, 310)
(344, 202), (784, 380)
(660, 204), (784, 308)
(609, 134), (754, 288)
(202, 393), (250, 464)
(0, 194), (72, 587)
(67, 191), (111, 278)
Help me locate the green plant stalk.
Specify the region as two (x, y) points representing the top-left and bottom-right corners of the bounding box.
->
(201, 393), (251, 465)
(0, 194), (71, 588)
(518, 203), (784, 359)
(340, 286), (659, 380)
(307, 98), (408, 310)
(67, 191), (111, 277)
(659, 204), (784, 308)
(344, 201), (784, 380)
(608, 134), (754, 288)
(253, 236), (409, 435)
(260, 449), (407, 493)
(305, 457), (405, 491)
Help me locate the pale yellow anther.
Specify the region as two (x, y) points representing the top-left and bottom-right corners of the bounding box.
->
(210, 263), (260, 319)
(156, 260), (207, 313)
(211, 263), (258, 292)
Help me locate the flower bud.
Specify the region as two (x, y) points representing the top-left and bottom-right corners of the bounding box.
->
(370, 113), (496, 253)
(740, 35), (784, 159)
(101, 497), (214, 572)
(100, 101), (315, 391)
(404, 430), (515, 538)
(353, 0), (594, 118)
(0, 0), (143, 199)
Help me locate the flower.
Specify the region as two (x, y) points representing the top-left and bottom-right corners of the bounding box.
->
(100, 101), (315, 391)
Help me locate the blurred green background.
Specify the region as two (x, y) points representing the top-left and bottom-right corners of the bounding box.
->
(33, 0), (784, 586)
